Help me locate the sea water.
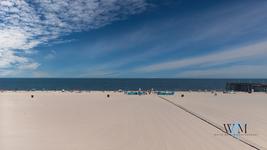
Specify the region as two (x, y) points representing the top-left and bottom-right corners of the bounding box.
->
(0, 78), (266, 91)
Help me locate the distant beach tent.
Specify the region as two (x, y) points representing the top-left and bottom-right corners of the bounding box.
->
(126, 91), (145, 95)
(157, 91), (175, 95)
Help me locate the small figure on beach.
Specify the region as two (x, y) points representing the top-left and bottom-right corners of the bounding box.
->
(107, 94), (110, 98)
(31, 95), (34, 98)
(181, 94), (184, 98)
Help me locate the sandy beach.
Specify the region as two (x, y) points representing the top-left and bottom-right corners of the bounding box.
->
(165, 92), (267, 149)
(1, 91), (266, 150)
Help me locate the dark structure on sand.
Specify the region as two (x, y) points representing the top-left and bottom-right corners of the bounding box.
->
(226, 83), (267, 93)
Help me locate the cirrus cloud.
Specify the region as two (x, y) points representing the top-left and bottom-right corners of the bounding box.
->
(0, 0), (148, 76)
(134, 40), (267, 73)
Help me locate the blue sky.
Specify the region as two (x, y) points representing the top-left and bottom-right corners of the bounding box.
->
(0, 0), (267, 78)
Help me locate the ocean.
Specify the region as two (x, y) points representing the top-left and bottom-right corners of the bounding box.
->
(0, 78), (267, 91)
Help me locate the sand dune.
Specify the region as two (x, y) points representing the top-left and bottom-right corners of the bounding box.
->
(0, 91), (258, 150)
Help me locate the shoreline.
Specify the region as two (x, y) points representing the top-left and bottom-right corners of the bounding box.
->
(1, 90), (267, 94)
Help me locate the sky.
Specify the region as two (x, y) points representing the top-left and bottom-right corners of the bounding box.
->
(0, 0), (267, 78)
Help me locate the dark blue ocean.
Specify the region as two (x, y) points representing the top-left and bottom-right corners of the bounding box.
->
(0, 78), (266, 91)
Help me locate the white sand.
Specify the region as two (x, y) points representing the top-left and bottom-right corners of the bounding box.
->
(164, 92), (267, 149)
(0, 91), (260, 150)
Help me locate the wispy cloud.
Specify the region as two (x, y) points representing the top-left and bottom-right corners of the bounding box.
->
(2, 0), (266, 78)
(118, 1), (267, 77)
(134, 40), (267, 73)
(44, 50), (56, 60)
(81, 1), (267, 77)
(176, 65), (267, 78)
(0, 0), (147, 76)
